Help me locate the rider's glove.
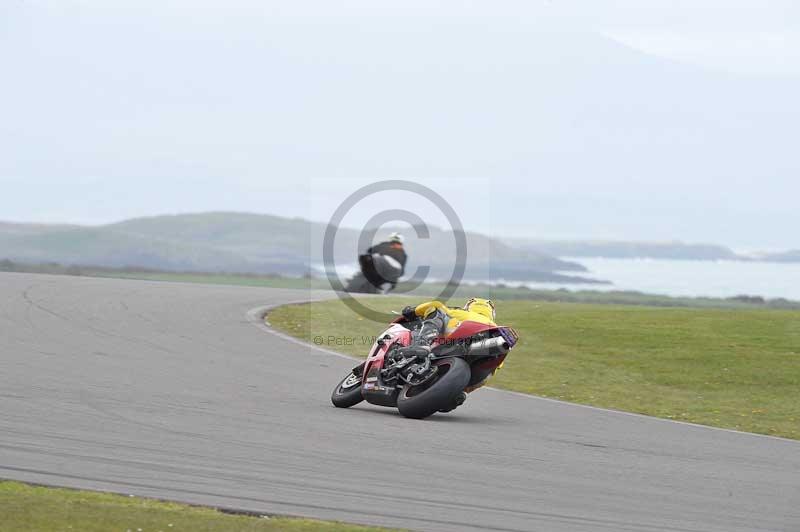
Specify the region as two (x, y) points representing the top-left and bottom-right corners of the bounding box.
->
(401, 306), (417, 321)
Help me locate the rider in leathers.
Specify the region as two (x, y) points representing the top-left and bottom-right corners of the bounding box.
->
(360, 232), (407, 290)
(399, 298), (500, 408)
(367, 232), (407, 273)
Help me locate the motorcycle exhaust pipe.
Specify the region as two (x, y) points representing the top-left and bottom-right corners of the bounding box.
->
(468, 336), (510, 357)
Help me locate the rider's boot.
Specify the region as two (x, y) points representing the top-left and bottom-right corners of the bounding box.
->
(400, 314), (443, 357)
(397, 344), (431, 360)
(439, 391), (467, 413)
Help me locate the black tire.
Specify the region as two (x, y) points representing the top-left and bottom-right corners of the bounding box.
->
(345, 273), (378, 294)
(331, 371), (364, 408)
(397, 358), (470, 419)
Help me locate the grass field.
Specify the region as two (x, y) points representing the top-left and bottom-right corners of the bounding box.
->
(0, 481), (396, 532)
(269, 297), (800, 439)
(5, 259), (800, 309)
(70, 273), (800, 310)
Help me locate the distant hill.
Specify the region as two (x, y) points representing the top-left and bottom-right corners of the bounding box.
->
(751, 250), (800, 263)
(509, 239), (741, 261)
(0, 212), (600, 283)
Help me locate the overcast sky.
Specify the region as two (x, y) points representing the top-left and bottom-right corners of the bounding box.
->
(1, 0), (798, 249)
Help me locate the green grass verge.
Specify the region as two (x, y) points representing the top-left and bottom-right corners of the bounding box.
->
(4, 259), (800, 309)
(0, 481), (397, 532)
(66, 274), (800, 310)
(269, 297), (800, 439)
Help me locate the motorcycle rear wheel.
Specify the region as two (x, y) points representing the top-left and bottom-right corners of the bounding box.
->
(397, 358), (470, 419)
(331, 371), (364, 408)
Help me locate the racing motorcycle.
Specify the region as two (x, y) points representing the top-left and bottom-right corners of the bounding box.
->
(331, 313), (518, 419)
(344, 253), (403, 294)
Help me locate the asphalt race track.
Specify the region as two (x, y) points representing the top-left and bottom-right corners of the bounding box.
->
(1, 273), (798, 532)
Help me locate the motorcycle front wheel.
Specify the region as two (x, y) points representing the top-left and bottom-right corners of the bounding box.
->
(397, 358), (470, 419)
(331, 371), (364, 408)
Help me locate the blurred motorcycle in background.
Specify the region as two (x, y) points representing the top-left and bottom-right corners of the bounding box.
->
(345, 252), (404, 294)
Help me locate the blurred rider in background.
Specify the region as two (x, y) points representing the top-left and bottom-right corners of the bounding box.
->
(349, 232), (408, 294)
(367, 232), (407, 276)
(360, 232), (407, 291)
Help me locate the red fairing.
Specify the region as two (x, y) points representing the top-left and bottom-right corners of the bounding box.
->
(474, 353), (507, 372)
(446, 320), (500, 340)
(362, 324), (412, 378)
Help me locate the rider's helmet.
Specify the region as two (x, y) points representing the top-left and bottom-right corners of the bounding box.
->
(464, 297), (496, 321)
(389, 232), (404, 244)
